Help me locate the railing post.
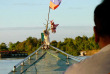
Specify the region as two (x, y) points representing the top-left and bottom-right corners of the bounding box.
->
(28, 57), (31, 60)
(12, 66), (16, 72)
(36, 52), (38, 60)
(67, 55), (68, 59)
(36, 52), (38, 55)
(21, 61), (25, 66)
(21, 66), (24, 73)
(66, 55), (69, 65)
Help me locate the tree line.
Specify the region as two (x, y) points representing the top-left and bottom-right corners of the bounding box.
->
(0, 35), (99, 56)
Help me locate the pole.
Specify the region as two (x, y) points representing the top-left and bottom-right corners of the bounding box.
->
(46, 7), (50, 31)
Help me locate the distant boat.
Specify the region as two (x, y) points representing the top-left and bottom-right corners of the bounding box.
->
(0, 50), (28, 58)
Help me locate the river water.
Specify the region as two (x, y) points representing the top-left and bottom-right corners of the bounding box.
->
(0, 58), (23, 74)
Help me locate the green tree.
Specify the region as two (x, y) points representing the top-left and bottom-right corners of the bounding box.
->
(8, 42), (13, 51)
(0, 43), (8, 51)
(51, 40), (57, 47)
(57, 41), (61, 49)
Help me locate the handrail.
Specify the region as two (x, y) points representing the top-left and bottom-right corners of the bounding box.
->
(21, 52), (47, 74)
(50, 45), (82, 62)
(14, 45), (43, 68)
(12, 45), (82, 72)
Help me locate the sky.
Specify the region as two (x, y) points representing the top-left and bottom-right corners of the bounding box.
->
(0, 0), (102, 28)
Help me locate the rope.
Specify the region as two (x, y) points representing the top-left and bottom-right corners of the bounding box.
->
(46, 51), (68, 63)
(50, 45), (82, 62)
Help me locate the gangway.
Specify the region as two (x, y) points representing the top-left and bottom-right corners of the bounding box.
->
(9, 45), (84, 74)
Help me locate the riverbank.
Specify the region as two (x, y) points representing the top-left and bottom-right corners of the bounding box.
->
(0, 50), (28, 58)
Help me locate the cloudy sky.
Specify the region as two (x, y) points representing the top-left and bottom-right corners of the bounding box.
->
(0, 0), (102, 28)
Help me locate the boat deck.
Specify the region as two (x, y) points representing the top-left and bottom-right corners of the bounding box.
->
(9, 45), (83, 74)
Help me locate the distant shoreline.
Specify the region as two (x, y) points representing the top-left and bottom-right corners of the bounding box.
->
(0, 26), (93, 45)
(0, 51), (28, 58)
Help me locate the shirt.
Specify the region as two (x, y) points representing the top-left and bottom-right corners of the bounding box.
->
(64, 44), (110, 74)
